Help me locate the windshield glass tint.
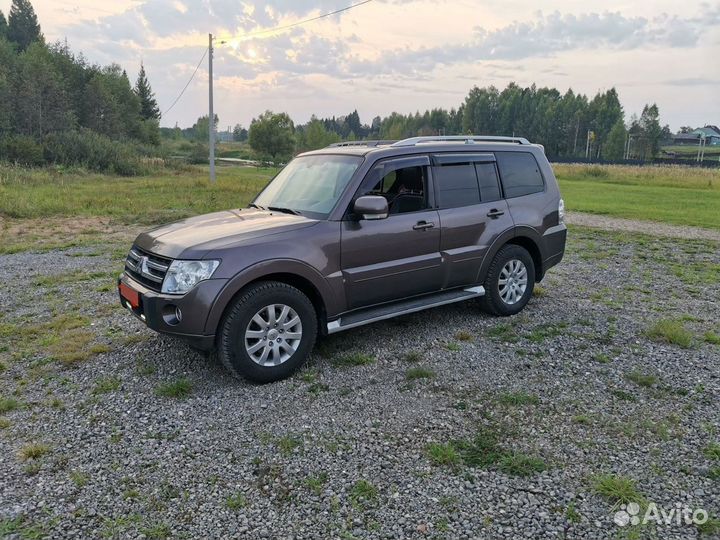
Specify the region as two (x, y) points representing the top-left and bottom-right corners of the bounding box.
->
(254, 155), (363, 218)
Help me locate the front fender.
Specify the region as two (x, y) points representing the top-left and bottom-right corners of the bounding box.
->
(203, 259), (340, 335)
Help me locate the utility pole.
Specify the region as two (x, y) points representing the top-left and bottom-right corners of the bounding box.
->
(585, 130), (591, 160)
(208, 33), (216, 183)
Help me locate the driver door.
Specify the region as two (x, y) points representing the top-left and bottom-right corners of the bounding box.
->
(340, 156), (443, 310)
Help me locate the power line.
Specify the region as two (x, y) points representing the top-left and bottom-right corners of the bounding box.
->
(216, 0), (374, 41)
(163, 0), (374, 116)
(163, 47), (209, 117)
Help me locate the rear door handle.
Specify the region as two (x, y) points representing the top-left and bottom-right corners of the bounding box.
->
(487, 209), (505, 218)
(413, 221), (435, 231)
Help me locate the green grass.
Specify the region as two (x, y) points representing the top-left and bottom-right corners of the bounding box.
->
(0, 165), (275, 224)
(487, 323), (518, 342)
(92, 376), (122, 395)
(496, 391), (540, 406)
(644, 319), (694, 348)
(426, 442), (462, 466)
(625, 370), (658, 388)
(350, 479), (378, 504)
(155, 378), (192, 399)
(704, 442), (720, 461)
(497, 453), (547, 477)
(554, 164), (720, 229)
(402, 350), (422, 363)
(330, 352), (375, 367)
(697, 517), (720, 536)
(704, 331), (720, 345)
(0, 397), (20, 414)
(405, 367), (435, 380)
(139, 521), (171, 539)
(226, 491), (247, 510)
(304, 473), (328, 495)
(592, 474), (645, 506)
(276, 435), (302, 455)
(18, 443), (50, 461)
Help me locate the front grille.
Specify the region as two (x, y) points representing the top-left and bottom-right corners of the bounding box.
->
(125, 246), (172, 292)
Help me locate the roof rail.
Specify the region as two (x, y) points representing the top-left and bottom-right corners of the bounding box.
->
(327, 140), (397, 148)
(391, 135), (530, 147)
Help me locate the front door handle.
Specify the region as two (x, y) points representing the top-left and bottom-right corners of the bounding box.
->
(487, 209), (505, 218)
(413, 221), (435, 231)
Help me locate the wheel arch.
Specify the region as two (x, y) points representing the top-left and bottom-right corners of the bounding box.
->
(506, 236), (544, 281)
(477, 228), (545, 283)
(205, 260), (332, 337)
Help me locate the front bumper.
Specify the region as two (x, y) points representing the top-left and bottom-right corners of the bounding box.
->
(118, 272), (227, 350)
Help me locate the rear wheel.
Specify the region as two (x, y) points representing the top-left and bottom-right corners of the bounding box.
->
(479, 244), (535, 316)
(218, 281), (317, 383)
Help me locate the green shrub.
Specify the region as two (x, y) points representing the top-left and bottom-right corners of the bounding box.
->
(42, 129), (148, 175)
(0, 135), (44, 166)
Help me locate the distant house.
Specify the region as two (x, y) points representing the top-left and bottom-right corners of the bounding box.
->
(672, 125), (720, 146)
(693, 126), (720, 145)
(672, 133), (701, 145)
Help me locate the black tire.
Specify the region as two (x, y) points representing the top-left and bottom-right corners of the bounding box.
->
(217, 281), (317, 383)
(479, 244), (535, 317)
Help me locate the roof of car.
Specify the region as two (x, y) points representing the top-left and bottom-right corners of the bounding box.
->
(297, 136), (543, 158)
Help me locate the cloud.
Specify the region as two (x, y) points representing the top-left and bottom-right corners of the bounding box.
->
(46, 0), (720, 129)
(663, 77), (720, 86)
(346, 9), (719, 76)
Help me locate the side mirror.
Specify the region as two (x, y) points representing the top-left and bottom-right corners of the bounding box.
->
(354, 196), (388, 220)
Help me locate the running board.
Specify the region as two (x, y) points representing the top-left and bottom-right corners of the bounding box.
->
(326, 286), (485, 334)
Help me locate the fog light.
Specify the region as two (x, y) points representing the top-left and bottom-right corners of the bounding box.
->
(162, 304), (182, 326)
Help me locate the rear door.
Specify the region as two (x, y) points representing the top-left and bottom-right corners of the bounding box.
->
(432, 153), (514, 289)
(340, 155), (443, 310)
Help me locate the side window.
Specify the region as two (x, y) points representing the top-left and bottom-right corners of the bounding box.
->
(433, 164), (480, 208)
(360, 164), (428, 214)
(495, 152), (545, 198)
(475, 162), (502, 202)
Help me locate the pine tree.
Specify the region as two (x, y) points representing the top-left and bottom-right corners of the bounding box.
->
(7, 0), (43, 52)
(134, 62), (160, 120)
(0, 10), (8, 39)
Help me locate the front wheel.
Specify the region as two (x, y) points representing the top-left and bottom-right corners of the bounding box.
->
(479, 244), (535, 316)
(217, 281), (317, 383)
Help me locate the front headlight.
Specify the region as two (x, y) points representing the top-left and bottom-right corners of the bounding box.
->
(162, 260), (220, 294)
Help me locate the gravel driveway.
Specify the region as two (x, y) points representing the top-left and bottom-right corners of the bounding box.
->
(1, 226), (719, 539)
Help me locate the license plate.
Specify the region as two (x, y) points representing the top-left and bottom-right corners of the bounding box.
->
(119, 282), (140, 309)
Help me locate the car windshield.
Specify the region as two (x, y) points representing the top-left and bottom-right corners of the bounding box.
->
(253, 155), (363, 219)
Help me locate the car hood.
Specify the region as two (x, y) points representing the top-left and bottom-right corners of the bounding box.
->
(134, 208), (318, 259)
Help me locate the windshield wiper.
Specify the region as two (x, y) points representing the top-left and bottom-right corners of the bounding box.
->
(268, 206), (301, 215)
(248, 203), (266, 210)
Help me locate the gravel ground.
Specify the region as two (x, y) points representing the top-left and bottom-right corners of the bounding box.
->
(566, 211), (720, 242)
(1, 226), (719, 540)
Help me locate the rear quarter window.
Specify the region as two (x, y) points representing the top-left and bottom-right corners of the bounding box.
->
(496, 152), (545, 198)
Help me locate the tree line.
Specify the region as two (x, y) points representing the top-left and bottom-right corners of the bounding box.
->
(246, 84), (667, 164)
(0, 0), (161, 173)
(0, 0), (671, 172)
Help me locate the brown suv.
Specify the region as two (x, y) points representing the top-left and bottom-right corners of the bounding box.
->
(118, 136), (566, 382)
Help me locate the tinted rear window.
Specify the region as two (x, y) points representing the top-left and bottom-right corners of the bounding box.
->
(496, 152), (544, 198)
(434, 164), (480, 208)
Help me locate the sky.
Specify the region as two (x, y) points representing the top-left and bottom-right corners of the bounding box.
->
(7, 0), (720, 131)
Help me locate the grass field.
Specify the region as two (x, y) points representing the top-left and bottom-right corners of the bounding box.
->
(553, 163), (720, 229)
(1, 162), (719, 252)
(0, 164), (274, 223)
(660, 144), (720, 159)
